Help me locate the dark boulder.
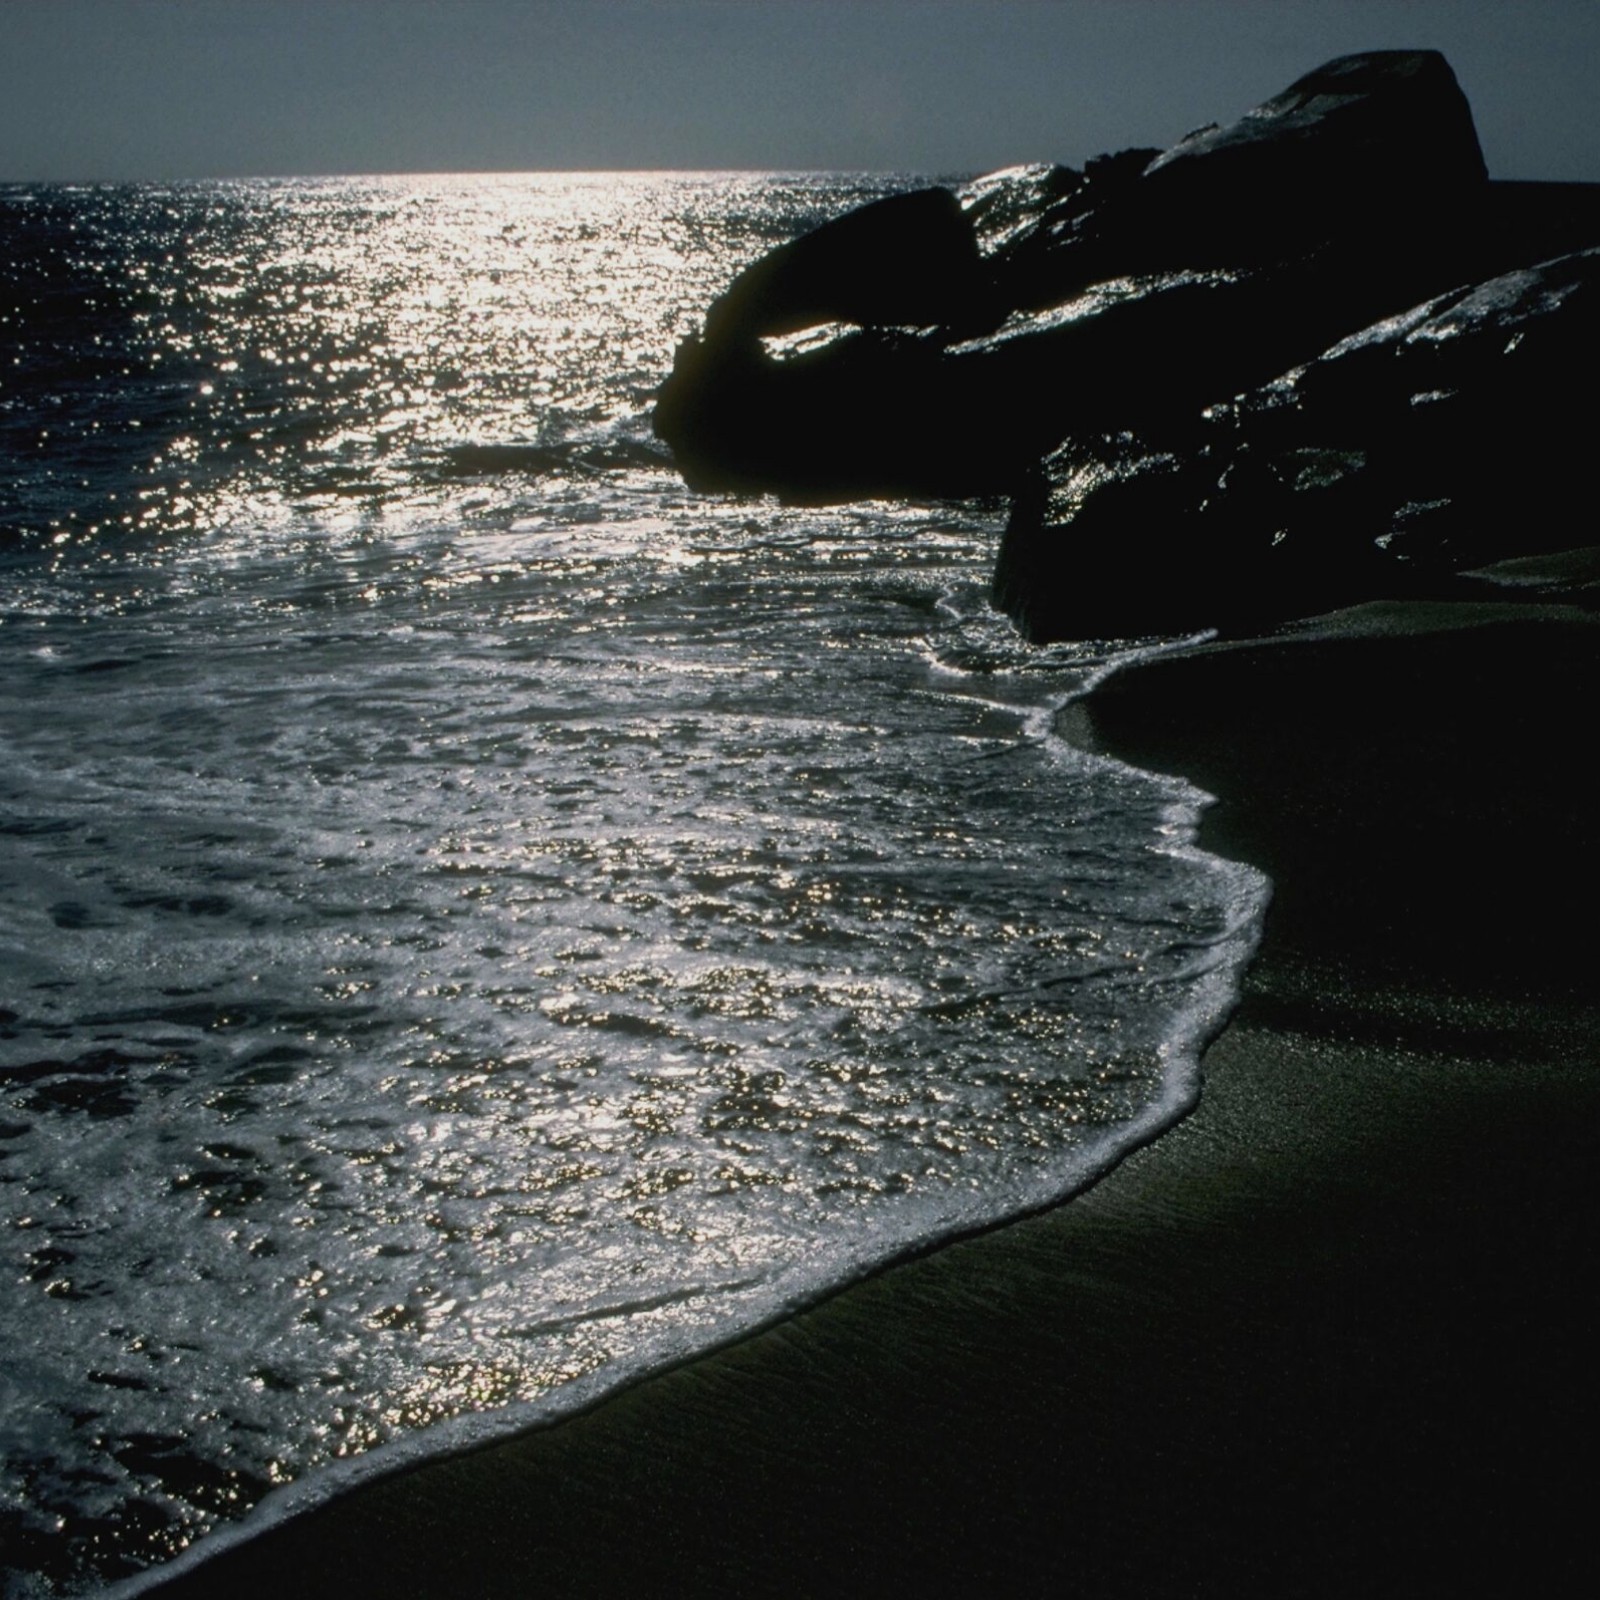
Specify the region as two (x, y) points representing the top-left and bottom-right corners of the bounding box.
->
(654, 49), (1600, 531)
(993, 247), (1600, 641)
(654, 185), (1003, 497)
(653, 323), (1019, 502)
(656, 262), (1345, 502)
(1146, 49), (1485, 188)
(658, 187), (1600, 506)
(966, 51), (1487, 310)
(1132, 51), (1486, 255)
(701, 186), (992, 343)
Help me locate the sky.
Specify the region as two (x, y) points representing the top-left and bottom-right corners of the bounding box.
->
(1, 0), (1596, 182)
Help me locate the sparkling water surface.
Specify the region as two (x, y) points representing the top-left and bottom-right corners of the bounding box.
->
(0, 176), (1265, 1596)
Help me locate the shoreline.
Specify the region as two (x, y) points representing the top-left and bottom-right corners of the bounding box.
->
(142, 596), (1598, 1597)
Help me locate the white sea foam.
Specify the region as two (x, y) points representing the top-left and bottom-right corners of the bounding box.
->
(0, 176), (1267, 1598)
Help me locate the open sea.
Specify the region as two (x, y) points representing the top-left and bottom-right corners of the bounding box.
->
(0, 174), (1267, 1597)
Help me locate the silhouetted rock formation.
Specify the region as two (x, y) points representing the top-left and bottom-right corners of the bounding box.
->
(1131, 51), (1487, 252)
(995, 246), (1600, 640)
(654, 49), (1600, 637)
(702, 186), (991, 343)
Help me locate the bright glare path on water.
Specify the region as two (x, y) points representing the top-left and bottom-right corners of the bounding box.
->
(0, 175), (1266, 1595)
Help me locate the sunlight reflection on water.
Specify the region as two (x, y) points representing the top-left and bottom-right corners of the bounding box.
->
(0, 175), (1264, 1595)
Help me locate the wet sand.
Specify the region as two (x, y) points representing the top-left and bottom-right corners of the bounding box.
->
(144, 595), (1598, 1598)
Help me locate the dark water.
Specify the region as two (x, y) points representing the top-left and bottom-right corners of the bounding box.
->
(0, 175), (1265, 1597)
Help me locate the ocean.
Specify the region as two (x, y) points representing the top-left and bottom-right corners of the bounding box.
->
(0, 174), (1266, 1597)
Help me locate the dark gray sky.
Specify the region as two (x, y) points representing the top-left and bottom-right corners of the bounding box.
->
(2, 1), (1596, 182)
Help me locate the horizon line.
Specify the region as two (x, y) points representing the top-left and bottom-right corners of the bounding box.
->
(0, 165), (988, 186)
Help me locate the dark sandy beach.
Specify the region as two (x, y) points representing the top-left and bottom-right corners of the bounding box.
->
(145, 589), (1598, 1598)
